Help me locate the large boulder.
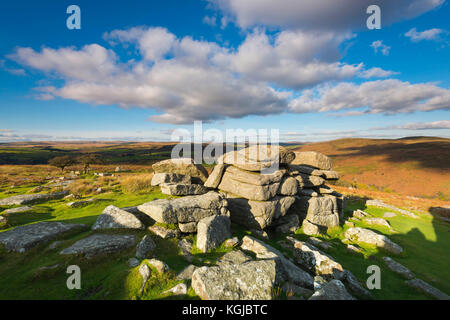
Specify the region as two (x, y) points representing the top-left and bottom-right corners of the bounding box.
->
(160, 184), (208, 196)
(0, 191), (69, 206)
(152, 158), (209, 183)
(192, 259), (278, 300)
(240, 145), (295, 164)
(227, 196), (295, 230)
(197, 215), (231, 253)
(92, 205), (145, 230)
(151, 173), (191, 186)
(308, 280), (355, 300)
(60, 234), (137, 259)
(137, 191), (229, 224)
(0, 222), (87, 253)
(344, 227), (403, 254)
(2, 206), (34, 214)
(287, 237), (344, 280)
(277, 176), (298, 196)
(241, 236), (314, 288)
(291, 151), (332, 170)
(291, 195), (340, 229)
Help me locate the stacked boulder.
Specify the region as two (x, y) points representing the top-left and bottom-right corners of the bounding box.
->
(151, 158), (209, 196)
(203, 146), (344, 235)
(288, 151), (344, 235)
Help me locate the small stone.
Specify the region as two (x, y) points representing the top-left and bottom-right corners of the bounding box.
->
(177, 264), (198, 280)
(346, 244), (363, 254)
(224, 237), (240, 248)
(178, 222), (197, 233)
(197, 215), (231, 253)
(178, 239), (194, 262)
(128, 258), (140, 268)
(136, 235), (156, 259)
(146, 258), (169, 274)
(353, 209), (370, 219)
(139, 263), (151, 295)
(148, 225), (180, 239)
(163, 283), (188, 295)
(343, 270), (371, 298)
(345, 221), (355, 227)
(309, 280), (356, 300)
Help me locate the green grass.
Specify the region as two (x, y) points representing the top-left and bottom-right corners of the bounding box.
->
(0, 183), (449, 300)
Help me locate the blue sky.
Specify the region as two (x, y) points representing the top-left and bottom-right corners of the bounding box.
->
(0, 0), (449, 142)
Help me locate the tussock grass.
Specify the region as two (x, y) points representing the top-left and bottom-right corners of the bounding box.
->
(119, 173), (154, 194)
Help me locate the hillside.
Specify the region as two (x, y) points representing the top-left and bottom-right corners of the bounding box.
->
(294, 137), (450, 200)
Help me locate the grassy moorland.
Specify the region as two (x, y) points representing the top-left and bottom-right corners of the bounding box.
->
(0, 138), (449, 299)
(294, 137), (450, 200)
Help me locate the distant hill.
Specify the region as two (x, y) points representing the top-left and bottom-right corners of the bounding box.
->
(293, 137), (450, 200)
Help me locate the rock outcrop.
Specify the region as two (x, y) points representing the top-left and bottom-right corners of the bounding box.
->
(92, 205), (145, 230)
(152, 158), (209, 183)
(344, 227), (403, 254)
(138, 191), (229, 232)
(0, 191), (69, 206)
(0, 222), (86, 253)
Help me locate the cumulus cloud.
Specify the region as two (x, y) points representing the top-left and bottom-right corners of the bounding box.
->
(289, 79), (450, 114)
(371, 40), (391, 55)
(209, 0), (444, 30)
(8, 24), (448, 124)
(405, 27), (446, 42)
(10, 26), (391, 123)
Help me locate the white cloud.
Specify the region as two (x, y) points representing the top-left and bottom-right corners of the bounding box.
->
(209, 0), (444, 30)
(9, 25), (448, 124)
(289, 79), (450, 114)
(405, 27), (445, 42)
(359, 67), (398, 78)
(371, 40), (391, 56)
(375, 120), (450, 130)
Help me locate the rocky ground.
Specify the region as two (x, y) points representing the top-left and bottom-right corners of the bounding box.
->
(0, 147), (449, 300)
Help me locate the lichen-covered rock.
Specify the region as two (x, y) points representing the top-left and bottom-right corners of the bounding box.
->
(163, 283), (187, 295)
(0, 221), (86, 253)
(137, 191), (228, 224)
(277, 176), (298, 196)
(302, 219), (323, 235)
(217, 250), (252, 266)
(287, 237), (344, 280)
(192, 259), (278, 300)
(160, 184), (208, 196)
(292, 195), (340, 229)
(309, 280), (355, 300)
(382, 257), (414, 279)
(364, 217), (392, 229)
(136, 235), (156, 259)
(197, 215), (231, 253)
(241, 236), (313, 288)
(146, 258), (169, 274)
(204, 164), (226, 188)
(0, 191), (69, 206)
(139, 263), (151, 295)
(342, 270), (372, 299)
(2, 206), (33, 214)
(151, 172), (191, 186)
(273, 214), (300, 234)
(60, 234), (137, 259)
(293, 173), (325, 188)
(148, 225), (180, 239)
(217, 166), (284, 201)
(406, 279), (449, 300)
(227, 196), (295, 230)
(344, 227), (403, 254)
(291, 151), (332, 170)
(177, 264), (198, 280)
(152, 158), (209, 183)
(178, 221), (197, 233)
(92, 205), (145, 230)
